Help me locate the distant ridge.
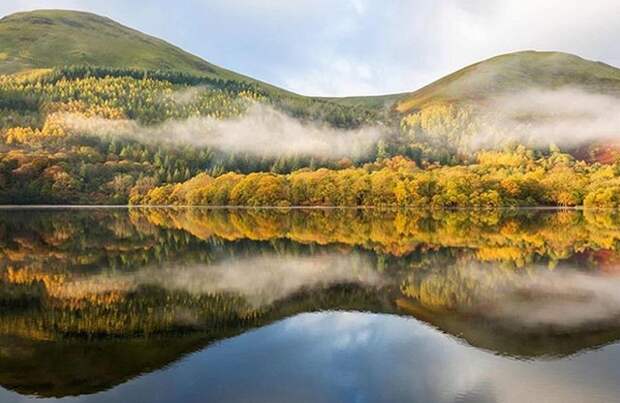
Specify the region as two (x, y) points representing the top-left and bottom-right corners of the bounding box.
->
(1, 10), (620, 106)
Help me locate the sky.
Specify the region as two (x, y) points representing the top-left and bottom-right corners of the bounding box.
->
(1, 0), (620, 97)
(3, 312), (618, 402)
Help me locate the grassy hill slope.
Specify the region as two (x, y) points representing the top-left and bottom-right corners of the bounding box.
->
(0, 9), (276, 87)
(4, 11), (620, 111)
(3, 10), (620, 205)
(396, 51), (620, 112)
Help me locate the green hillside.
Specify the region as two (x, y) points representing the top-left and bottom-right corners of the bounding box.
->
(4, 11), (619, 110)
(396, 51), (620, 112)
(3, 10), (620, 206)
(0, 9), (270, 86)
(324, 51), (620, 111)
(0, 11), (385, 204)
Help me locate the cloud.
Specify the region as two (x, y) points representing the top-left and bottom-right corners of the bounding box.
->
(218, 0), (620, 96)
(57, 103), (385, 159)
(92, 311), (620, 403)
(2, 1), (620, 96)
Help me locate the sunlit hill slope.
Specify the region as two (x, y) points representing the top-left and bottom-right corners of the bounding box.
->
(2, 9), (620, 205)
(0, 10), (243, 79)
(395, 50), (620, 112)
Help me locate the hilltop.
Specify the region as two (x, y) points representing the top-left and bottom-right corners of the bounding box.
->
(2, 10), (620, 108)
(2, 10), (620, 205)
(396, 50), (620, 112)
(0, 9), (272, 87)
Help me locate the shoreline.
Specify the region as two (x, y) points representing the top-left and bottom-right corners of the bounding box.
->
(0, 205), (607, 211)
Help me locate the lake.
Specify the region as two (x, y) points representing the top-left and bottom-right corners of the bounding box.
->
(0, 207), (620, 402)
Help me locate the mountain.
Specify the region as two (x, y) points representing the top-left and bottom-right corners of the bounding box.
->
(0, 9), (272, 87)
(395, 51), (620, 112)
(2, 9), (620, 206)
(2, 10), (620, 108)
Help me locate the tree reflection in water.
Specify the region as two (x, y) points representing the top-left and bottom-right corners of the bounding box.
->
(1, 207), (620, 397)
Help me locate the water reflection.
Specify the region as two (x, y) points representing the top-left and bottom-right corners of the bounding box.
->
(2, 312), (618, 403)
(0, 208), (619, 401)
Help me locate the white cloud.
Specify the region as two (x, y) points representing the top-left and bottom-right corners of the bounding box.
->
(1, 0), (619, 96)
(109, 312), (620, 403)
(204, 0), (620, 96)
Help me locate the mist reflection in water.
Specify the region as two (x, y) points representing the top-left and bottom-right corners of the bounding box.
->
(56, 253), (384, 308)
(0, 208), (619, 402)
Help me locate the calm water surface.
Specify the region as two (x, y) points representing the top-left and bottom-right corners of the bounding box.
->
(1, 207), (620, 402)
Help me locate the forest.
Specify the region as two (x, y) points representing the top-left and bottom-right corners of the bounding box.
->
(0, 66), (388, 204)
(134, 152), (620, 208)
(2, 206), (620, 397)
(1, 65), (620, 206)
(2, 207), (619, 341)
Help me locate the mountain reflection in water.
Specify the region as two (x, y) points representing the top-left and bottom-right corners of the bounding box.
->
(0, 207), (620, 402)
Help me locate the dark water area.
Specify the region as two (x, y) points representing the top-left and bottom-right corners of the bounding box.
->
(1, 207), (620, 402)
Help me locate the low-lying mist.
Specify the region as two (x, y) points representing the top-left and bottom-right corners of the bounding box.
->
(58, 103), (385, 159)
(471, 87), (620, 150)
